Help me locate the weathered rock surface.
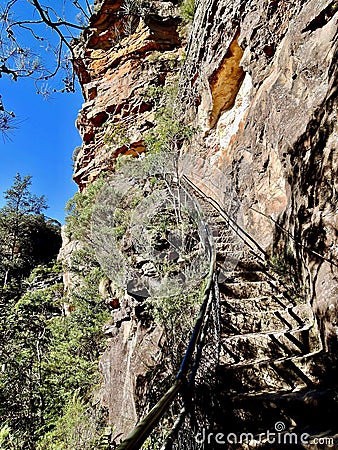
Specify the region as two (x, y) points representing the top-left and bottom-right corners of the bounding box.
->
(72, 0), (183, 189)
(179, 0), (338, 349)
(64, 0), (338, 443)
(99, 316), (163, 435)
(57, 226), (83, 291)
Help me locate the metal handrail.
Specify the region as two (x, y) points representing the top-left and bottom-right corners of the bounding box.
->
(182, 175), (268, 261)
(116, 379), (184, 450)
(116, 183), (216, 450)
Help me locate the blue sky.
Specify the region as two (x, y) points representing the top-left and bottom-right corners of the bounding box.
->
(0, 76), (82, 223)
(0, 1), (89, 223)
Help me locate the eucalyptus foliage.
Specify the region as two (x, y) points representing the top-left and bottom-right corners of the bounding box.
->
(0, 174), (110, 449)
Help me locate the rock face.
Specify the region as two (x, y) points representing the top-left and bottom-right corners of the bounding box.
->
(70, 0), (186, 436)
(99, 315), (163, 434)
(72, 0), (183, 189)
(179, 0), (338, 350)
(67, 0), (338, 442)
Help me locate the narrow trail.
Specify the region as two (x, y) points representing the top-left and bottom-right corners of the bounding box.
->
(116, 178), (338, 450)
(184, 178), (337, 449)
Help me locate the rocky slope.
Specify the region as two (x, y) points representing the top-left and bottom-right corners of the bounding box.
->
(66, 0), (338, 442)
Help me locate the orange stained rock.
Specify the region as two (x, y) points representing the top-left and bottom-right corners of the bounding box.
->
(88, 21), (170, 77)
(208, 35), (245, 128)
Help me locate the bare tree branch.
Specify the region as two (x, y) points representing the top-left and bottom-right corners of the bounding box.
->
(0, 0), (93, 137)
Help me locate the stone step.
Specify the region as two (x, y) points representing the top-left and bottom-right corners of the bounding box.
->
(217, 250), (246, 263)
(215, 347), (323, 395)
(218, 280), (279, 298)
(193, 363), (337, 449)
(219, 322), (320, 365)
(213, 232), (242, 242)
(218, 267), (295, 290)
(208, 385), (338, 438)
(215, 242), (243, 252)
(214, 236), (243, 247)
(218, 269), (266, 283)
(221, 257), (266, 272)
(218, 275), (301, 307)
(204, 215), (228, 227)
(220, 304), (314, 336)
(221, 294), (298, 313)
(210, 231), (228, 241)
(218, 256), (248, 272)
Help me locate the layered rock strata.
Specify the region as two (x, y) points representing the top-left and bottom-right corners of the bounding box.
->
(72, 0), (183, 189)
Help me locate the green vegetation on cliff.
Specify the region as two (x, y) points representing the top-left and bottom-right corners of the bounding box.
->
(0, 175), (110, 449)
(0, 173), (61, 288)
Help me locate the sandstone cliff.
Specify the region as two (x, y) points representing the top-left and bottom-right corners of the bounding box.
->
(178, 0), (337, 352)
(67, 0), (338, 443)
(71, 0), (186, 436)
(72, 0), (183, 189)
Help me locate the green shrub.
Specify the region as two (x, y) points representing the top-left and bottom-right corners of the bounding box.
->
(180, 0), (195, 23)
(65, 173), (107, 240)
(103, 121), (130, 148)
(147, 283), (206, 369)
(144, 85), (196, 153)
(37, 394), (107, 450)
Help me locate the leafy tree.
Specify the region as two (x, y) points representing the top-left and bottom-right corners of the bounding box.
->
(65, 173), (107, 241)
(0, 173), (59, 286)
(0, 288), (56, 449)
(144, 83), (196, 154)
(0, 177), (110, 448)
(0, 261), (110, 448)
